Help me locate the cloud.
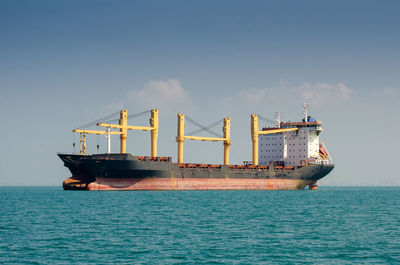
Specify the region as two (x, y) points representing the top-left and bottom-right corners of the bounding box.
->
(222, 82), (353, 113)
(298, 82), (353, 104)
(128, 79), (189, 108)
(107, 79), (191, 114)
(236, 88), (269, 105)
(106, 80), (352, 121)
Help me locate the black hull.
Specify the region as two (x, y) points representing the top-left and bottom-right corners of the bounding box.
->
(58, 153), (334, 190)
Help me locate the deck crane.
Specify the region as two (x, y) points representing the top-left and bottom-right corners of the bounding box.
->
(177, 114), (231, 165)
(97, 109), (159, 156)
(73, 128), (122, 154)
(72, 110), (123, 154)
(251, 114), (299, 166)
(73, 109), (159, 156)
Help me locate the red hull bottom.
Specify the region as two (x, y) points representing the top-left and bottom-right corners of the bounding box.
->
(86, 178), (315, 191)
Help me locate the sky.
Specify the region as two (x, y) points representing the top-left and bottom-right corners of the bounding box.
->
(1, 0), (400, 186)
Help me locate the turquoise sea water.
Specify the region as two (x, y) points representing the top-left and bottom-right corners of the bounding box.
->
(0, 187), (399, 264)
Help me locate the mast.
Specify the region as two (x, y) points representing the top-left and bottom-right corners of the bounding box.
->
(303, 103), (309, 122)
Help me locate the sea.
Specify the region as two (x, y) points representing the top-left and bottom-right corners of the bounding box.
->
(0, 187), (399, 264)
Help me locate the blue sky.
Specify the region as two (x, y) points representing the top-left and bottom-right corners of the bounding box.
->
(1, 0), (399, 186)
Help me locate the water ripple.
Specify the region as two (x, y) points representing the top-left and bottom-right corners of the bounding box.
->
(0, 187), (399, 264)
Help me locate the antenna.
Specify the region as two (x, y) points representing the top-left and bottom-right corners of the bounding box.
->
(275, 111), (280, 128)
(303, 103), (309, 122)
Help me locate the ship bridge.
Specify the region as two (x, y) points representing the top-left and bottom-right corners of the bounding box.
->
(280, 120), (323, 130)
(262, 119), (323, 134)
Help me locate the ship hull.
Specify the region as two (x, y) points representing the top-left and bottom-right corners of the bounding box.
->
(87, 178), (314, 190)
(58, 153), (334, 191)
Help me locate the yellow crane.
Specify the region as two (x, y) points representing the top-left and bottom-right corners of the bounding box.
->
(251, 114), (298, 166)
(73, 109), (159, 156)
(176, 113), (231, 165)
(97, 109), (159, 156)
(73, 128), (123, 154)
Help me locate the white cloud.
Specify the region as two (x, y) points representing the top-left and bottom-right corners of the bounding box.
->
(298, 82), (353, 104)
(222, 82), (353, 113)
(106, 79), (191, 114)
(236, 88), (268, 105)
(108, 80), (352, 118)
(128, 79), (189, 108)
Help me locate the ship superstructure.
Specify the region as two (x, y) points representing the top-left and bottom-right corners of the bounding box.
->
(58, 106), (334, 191)
(258, 104), (332, 167)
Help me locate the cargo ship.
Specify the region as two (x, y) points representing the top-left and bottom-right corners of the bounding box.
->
(59, 105), (334, 190)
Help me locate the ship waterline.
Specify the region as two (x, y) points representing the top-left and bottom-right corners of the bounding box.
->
(87, 178), (316, 191)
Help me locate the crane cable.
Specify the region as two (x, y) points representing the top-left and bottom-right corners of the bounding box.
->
(101, 109), (152, 124)
(185, 115), (224, 138)
(256, 114), (276, 125)
(75, 111), (121, 130)
(74, 109), (152, 130)
(127, 109), (151, 120)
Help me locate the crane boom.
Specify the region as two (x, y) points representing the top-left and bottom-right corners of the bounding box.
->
(73, 129), (122, 135)
(72, 128), (121, 154)
(97, 123), (155, 131)
(184, 136), (228, 142)
(258, 128), (298, 135)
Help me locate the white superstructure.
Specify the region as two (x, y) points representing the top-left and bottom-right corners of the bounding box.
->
(258, 117), (325, 166)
